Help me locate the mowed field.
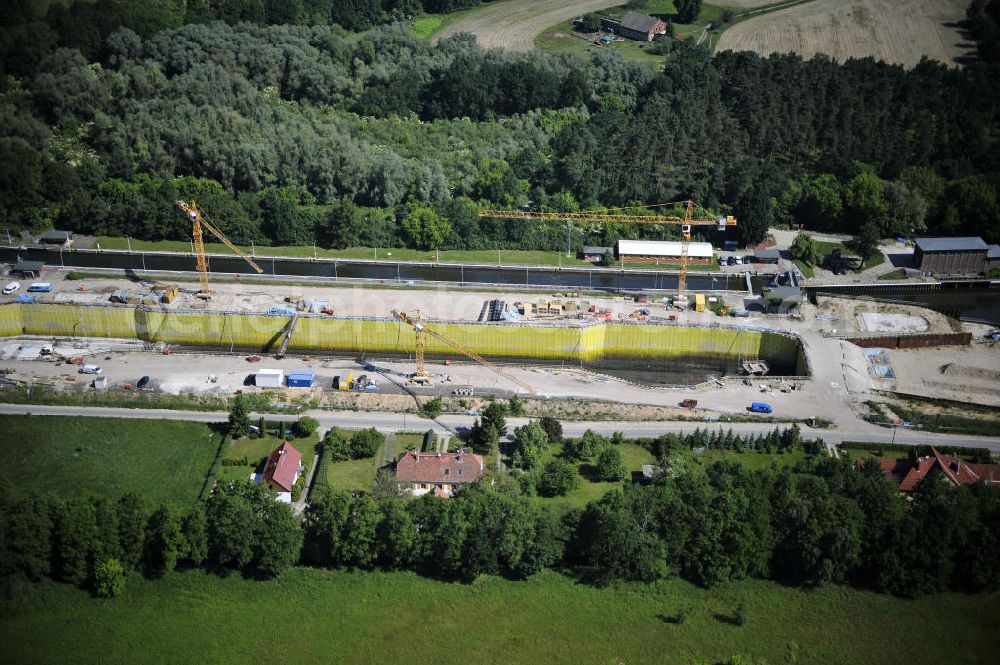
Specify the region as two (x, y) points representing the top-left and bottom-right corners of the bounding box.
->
(3, 569), (999, 665)
(435, 0), (626, 51)
(0, 415), (220, 504)
(716, 0), (976, 68)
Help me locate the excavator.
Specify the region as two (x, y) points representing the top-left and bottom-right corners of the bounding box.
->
(392, 309), (539, 395)
(176, 200), (264, 299)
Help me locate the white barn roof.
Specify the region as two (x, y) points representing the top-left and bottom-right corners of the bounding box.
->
(617, 240), (713, 258)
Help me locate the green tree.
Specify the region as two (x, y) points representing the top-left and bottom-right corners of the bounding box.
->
(377, 499), (417, 569)
(468, 418), (501, 454)
(301, 486), (350, 567)
(855, 220), (881, 267)
(228, 394), (251, 439)
(675, 0), (703, 23)
(205, 487), (255, 571)
(789, 232), (820, 266)
(511, 421), (550, 471)
(53, 497), (98, 585)
(797, 174), (843, 231)
(537, 458), (580, 497)
(339, 495), (383, 569)
(599, 249), (615, 267)
(182, 505), (208, 566)
(350, 428), (385, 459)
(254, 500), (303, 578)
(538, 416), (563, 443)
(93, 558), (125, 598)
(144, 505), (185, 577)
(402, 203), (451, 250)
(844, 165), (889, 236)
(508, 394), (525, 417)
(594, 445), (628, 481)
(580, 12), (602, 32)
(481, 402), (508, 436)
(294, 416), (319, 437)
(117, 493), (146, 570)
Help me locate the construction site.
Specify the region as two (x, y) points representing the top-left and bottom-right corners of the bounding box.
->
(1, 200), (998, 430)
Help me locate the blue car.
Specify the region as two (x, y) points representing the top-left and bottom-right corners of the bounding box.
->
(749, 402), (773, 414)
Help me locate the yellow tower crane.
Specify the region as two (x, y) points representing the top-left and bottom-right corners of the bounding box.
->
(176, 200), (264, 298)
(392, 310), (539, 395)
(477, 201), (736, 297)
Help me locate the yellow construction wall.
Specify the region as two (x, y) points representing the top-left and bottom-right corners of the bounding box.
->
(1, 303), (805, 372)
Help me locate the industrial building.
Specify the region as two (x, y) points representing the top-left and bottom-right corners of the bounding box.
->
(601, 12), (667, 41)
(286, 370), (315, 388)
(753, 249), (780, 264)
(11, 260), (44, 278)
(617, 240), (713, 263)
(914, 237), (990, 275)
(39, 230), (73, 246)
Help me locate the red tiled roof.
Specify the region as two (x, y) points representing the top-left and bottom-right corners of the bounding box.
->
(395, 451), (484, 485)
(866, 448), (1000, 492)
(262, 441), (301, 492)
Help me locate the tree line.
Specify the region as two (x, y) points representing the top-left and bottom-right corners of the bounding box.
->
(3, 426), (999, 598)
(2, 11), (999, 251)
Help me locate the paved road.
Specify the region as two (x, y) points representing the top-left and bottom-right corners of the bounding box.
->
(3, 403), (998, 452)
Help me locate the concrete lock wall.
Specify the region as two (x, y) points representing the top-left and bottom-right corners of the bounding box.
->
(0, 303), (807, 374)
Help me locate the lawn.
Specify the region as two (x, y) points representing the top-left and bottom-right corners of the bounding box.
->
(395, 432), (425, 452)
(792, 259), (815, 278)
(2, 568), (997, 665)
(0, 415), (220, 504)
(538, 442), (656, 509)
(324, 429), (391, 493)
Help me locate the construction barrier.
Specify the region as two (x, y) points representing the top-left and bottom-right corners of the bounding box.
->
(0, 303), (808, 375)
(840, 332), (972, 349)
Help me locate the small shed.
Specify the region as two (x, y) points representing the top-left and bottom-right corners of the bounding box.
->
(255, 368), (284, 388)
(11, 260), (44, 277)
(753, 249), (780, 264)
(581, 246), (612, 262)
(287, 370), (315, 388)
(39, 230), (73, 245)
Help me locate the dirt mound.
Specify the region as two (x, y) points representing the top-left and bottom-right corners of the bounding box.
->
(940, 363), (1000, 382)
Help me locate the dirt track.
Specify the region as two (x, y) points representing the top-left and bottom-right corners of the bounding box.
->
(716, 0), (975, 68)
(434, 0), (625, 51)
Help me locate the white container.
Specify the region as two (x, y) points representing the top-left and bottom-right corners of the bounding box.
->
(255, 369), (283, 388)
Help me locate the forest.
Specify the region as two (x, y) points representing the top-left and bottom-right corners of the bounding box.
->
(1, 0), (999, 252)
(2, 427), (999, 599)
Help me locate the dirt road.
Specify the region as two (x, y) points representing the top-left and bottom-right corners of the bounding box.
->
(434, 0), (623, 51)
(716, 0), (975, 68)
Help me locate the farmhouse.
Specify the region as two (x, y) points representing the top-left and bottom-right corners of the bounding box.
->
(602, 12), (667, 42)
(262, 441), (302, 498)
(395, 450), (484, 497)
(617, 239), (713, 263)
(861, 448), (1000, 493)
(913, 237), (990, 275)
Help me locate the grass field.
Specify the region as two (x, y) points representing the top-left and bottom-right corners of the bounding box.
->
(716, 0), (975, 68)
(694, 449), (808, 470)
(0, 415), (219, 504)
(2, 568), (998, 664)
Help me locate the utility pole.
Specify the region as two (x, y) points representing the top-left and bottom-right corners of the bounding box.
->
(566, 220), (572, 258)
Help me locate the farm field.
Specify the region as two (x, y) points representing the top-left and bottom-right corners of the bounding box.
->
(716, 0), (976, 68)
(434, 0), (626, 51)
(0, 415), (220, 504)
(2, 568), (998, 664)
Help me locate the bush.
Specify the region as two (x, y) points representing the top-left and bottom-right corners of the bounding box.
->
(94, 558), (125, 598)
(423, 396), (443, 418)
(350, 427), (385, 459)
(508, 394), (525, 416)
(421, 429), (437, 452)
(594, 445), (628, 481)
(294, 416), (319, 437)
(537, 458), (580, 497)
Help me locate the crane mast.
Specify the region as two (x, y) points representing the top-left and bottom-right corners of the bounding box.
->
(392, 310), (539, 395)
(478, 201), (735, 298)
(176, 200), (264, 298)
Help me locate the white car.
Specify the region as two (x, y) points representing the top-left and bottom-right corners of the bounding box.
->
(2, 281), (20, 295)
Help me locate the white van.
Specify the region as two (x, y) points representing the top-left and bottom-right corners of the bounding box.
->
(79, 364), (102, 375)
(2, 281), (20, 295)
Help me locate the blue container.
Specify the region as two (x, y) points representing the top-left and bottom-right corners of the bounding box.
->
(287, 370), (315, 388)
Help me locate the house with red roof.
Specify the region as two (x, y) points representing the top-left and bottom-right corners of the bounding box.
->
(262, 441), (302, 499)
(395, 449), (484, 497)
(863, 447), (1000, 493)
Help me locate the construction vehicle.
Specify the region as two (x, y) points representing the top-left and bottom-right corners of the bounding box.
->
(176, 200), (264, 298)
(152, 283), (180, 303)
(478, 201), (735, 298)
(391, 310), (539, 395)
